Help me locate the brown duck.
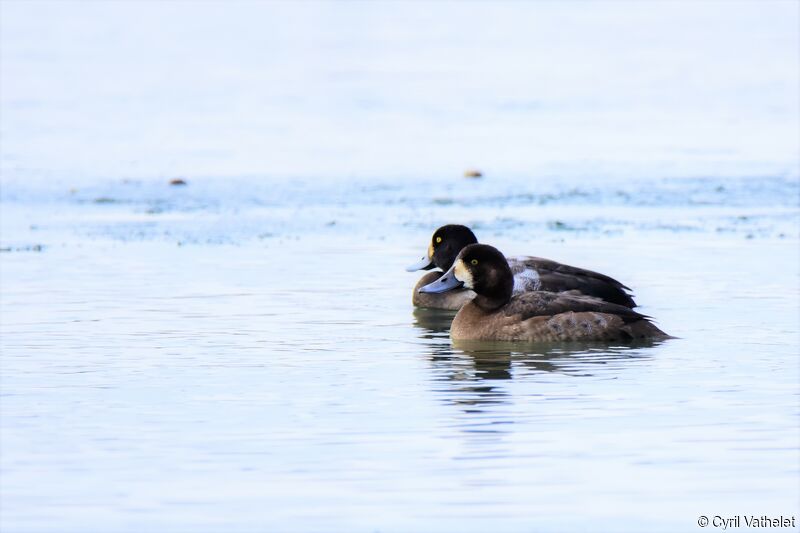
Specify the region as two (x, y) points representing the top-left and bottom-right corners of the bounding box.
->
(419, 244), (669, 342)
(408, 225), (636, 310)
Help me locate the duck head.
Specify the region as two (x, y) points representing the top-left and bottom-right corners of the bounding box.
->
(419, 244), (513, 309)
(406, 224), (478, 272)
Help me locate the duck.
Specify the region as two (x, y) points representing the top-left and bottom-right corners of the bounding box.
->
(419, 244), (669, 342)
(407, 224), (636, 310)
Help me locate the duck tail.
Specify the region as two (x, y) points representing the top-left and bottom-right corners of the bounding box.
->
(622, 319), (673, 341)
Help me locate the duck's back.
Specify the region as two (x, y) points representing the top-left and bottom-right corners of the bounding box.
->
(452, 291), (668, 342)
(508, 256), (637, 308)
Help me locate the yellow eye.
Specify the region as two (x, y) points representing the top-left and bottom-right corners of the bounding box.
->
(435, 236), (442, 244)
(470, 259), (479, 265)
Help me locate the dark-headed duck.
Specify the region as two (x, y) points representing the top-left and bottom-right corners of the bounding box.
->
(419, 244), (669, 342)
(408, 224), (636, 310)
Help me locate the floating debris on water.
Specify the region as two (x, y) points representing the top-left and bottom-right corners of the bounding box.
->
(170, 178), (188, 186)
(0, 244), (44, 253)
(463, 169), (483, 178)
(548, 220), (570, 230)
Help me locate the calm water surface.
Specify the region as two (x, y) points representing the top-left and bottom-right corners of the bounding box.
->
(1, 2), (799, 532)
(1, 175), (798, 532)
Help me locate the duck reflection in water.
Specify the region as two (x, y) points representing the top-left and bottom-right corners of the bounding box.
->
(413, 308), (668, 469)
(413, 307), (663, 407)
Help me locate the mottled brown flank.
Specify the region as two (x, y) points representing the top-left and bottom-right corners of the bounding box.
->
(412, 271), (475, 310)
(450, 291), (669, 341)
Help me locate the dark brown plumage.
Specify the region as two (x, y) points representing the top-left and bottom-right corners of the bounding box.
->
(408, 224), (637, 309)
(509, 256), (636, 308)
(419, 244), (670, 342)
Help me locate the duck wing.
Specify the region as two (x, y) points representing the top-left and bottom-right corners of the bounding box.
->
(503, 291), (646, 323)
(508, 256), (637, 308)
(495, 291), (668, 341)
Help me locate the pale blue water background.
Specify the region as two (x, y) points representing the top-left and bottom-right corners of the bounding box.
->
(1, 2), (799, 532)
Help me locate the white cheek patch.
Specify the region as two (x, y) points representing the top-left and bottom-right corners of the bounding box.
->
(453, 260), (474, 289)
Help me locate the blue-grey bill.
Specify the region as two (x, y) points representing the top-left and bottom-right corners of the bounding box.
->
(418, 268), (464, 293)
(406, 256), (435, 272)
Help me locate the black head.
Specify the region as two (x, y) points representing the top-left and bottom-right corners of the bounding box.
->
(419, 243), (513, 310)
(453, 244), (513, 303)
(406, 224), (478, 272)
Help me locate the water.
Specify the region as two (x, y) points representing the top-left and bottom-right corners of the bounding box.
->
(1, 2), (799, 533)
